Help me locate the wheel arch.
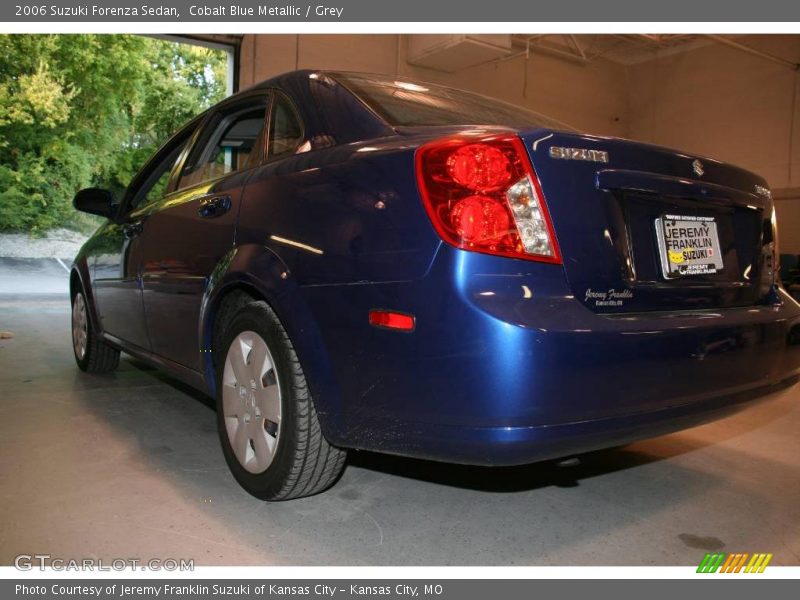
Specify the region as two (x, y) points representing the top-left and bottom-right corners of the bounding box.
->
(69, 268), (81, 299)
(200, 244), (345, 443)
(69, 261), (101, 335)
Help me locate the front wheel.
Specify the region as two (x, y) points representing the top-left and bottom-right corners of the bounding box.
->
(215, 300), (346, 500)
(71, 290), (120, 373)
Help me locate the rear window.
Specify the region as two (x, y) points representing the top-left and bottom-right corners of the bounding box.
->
(332, 72), (572, 130)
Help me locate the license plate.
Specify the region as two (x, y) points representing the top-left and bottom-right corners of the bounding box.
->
(655, 214), (723, 278)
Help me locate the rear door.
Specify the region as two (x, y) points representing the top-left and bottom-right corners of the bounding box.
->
(137, 93), (270, 370)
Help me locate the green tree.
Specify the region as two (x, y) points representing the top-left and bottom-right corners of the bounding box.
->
(0, 34), (228, 233)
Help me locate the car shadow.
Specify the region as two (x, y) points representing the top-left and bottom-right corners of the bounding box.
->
(345, 446), (664, 492)
(125, 357), (215, 410)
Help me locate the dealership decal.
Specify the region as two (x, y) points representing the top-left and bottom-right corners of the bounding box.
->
(663, 218), (716, 272)
(696, 552), (772, 573)
(657, 214), (724, 277)
(584, 288), (633, 307)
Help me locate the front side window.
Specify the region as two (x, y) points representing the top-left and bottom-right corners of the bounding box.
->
(128, 129), (194, 211)
(178, 101), (268, 190)
(138, 147), (184, 207)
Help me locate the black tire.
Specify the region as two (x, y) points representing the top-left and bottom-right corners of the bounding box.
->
(214, 300), (346, 500)
(71, 289), (120, 374)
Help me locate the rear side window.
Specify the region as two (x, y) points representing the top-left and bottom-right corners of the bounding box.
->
(268, 95), (304, 159)
(332, 72), (572, 130)
(177, 101), (268, 190)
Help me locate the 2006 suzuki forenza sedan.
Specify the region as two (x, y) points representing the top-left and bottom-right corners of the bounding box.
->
(70, 71), (800, 500)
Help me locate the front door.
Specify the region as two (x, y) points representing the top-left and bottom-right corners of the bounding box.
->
(91, 220), (149, 349)
(138, 96), (269, 371)
(91, 125), (196, 351)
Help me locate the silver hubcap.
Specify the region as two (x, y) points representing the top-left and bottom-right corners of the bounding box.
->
(222, 331), (282, 474)
(72, 293), (88, 360)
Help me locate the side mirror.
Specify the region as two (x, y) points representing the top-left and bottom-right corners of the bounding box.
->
(73, 188), (116, 219)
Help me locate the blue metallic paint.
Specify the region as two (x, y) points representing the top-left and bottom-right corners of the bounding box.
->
(295, 246), (800, 452)
(72, 70), (800, 466)
(197, 243), (348, 441)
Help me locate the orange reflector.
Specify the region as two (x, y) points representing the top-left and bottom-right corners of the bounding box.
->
(368, 310), (415, 332)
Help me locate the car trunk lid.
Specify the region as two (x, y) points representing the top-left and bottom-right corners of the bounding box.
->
(520, 130), (775, 313)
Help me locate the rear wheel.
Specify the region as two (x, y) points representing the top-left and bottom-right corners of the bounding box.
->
(215, 300), (346, 500)
(71, 290), (120, 373)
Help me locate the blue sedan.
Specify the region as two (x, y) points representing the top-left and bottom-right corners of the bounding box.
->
(69, 70), (800, 500)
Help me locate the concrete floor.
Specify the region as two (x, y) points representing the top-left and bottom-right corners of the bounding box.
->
(0, 257), (72, 295)
(1, 295), (799, 566)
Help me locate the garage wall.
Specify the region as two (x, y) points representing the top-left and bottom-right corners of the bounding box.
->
(627, 35), (800, 252)
(239, 34), (800, 252)
(775, 194), (800, 255)
(238, 35), (628, 136)
(628, 36), (800, 190)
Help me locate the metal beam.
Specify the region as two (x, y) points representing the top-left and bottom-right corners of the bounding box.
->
(511, 36), (589, 65)
(706, 35), (800, 70)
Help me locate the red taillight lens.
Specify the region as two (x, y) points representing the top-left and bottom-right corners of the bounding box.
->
(446, 144), (512, 192)
(416, 135), (561, 263)
(451, 195), (511, 244)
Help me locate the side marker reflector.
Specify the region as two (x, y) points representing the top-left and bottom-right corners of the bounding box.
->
(368, 310), (415, 332)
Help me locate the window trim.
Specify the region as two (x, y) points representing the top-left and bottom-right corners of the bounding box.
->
(263, 89), (306, 164)
(119, 116), (205, 219)
(164, 119), (207, 195)
(173, 90), (271, 193)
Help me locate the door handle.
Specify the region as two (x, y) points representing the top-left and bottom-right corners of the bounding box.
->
(122, 221), (143, 239)
(198, 195), (232, 218)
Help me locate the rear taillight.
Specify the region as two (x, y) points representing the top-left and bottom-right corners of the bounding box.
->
(761, 206), (779, 292)
(415, 134), (561, 263)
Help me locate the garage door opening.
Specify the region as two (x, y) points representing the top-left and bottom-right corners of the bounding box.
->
(0, 34), (236, 296)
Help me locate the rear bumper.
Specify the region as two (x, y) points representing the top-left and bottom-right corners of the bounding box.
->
(301, 248), (800, 464)
(355, 373), (798, 466)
